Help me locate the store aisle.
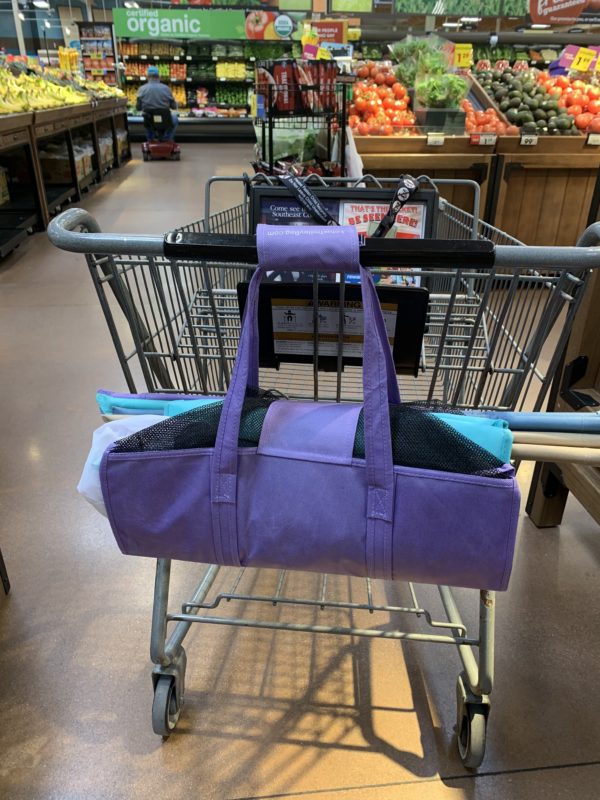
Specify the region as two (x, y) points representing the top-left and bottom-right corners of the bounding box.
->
(1, 145), (600, 800)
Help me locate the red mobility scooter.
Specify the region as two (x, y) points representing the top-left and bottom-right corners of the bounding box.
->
(141, 108), (181, 162)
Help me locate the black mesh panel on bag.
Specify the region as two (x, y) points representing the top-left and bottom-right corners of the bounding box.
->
(112, 390), (508, 478)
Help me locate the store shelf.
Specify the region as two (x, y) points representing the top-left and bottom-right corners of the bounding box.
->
(128, 113), (254, 143)
(45, 184), (77, 211)
(0, 227), (29, 258)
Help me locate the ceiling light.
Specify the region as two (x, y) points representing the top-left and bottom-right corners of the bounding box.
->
(460, 16), (481, 23)
(18, 10), (25, 19)
(124, 1), (139, 6)
(530, 23), (551, 29)
(33, 0), (50, 8)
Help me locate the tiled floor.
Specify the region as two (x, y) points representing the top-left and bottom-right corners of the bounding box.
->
(1, 144), (599, 800)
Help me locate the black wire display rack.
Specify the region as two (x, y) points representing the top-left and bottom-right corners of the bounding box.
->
(255, 81), (348, 176)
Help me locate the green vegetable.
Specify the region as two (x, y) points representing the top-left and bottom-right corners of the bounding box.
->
(415, 74), (468, 109)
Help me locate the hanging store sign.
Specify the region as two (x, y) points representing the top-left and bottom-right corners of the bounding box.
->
(529, 1), (587, 25)
(331, 0), (373, 12)
(245, 11), (304, 40)
(311, 19), (348, 44)
(113, 8), (246, 39)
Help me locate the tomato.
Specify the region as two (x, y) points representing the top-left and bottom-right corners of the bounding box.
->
(382, 124), (393, 136)
(567, 91), (586, 108)
(587, 86), (600, 100)
(348, 114), (359, 128)
(496, 122), (507, 136)
(370, 67), (379, 79)
(355, 97), (367, 113)
(384, 73), (396, 87)
(576, 112), (594, 130)
(392, 82), (406, 98)
(382, 97), (394, 110)
(549, 87), (562, 98)
(589, 116), (600, 133)
(394, 98), (408, 111)
(356, 66), (369, 79)
(567, 104), (583, 116)
(366, 60), (375, 71)
(356, 122), (369, 136)
(366, 100), (379, 114)
(374, 72), (386, 85)
(557, 98), (568, 108)
(556, 75), (570, 89)
(506, 125), (520, 135)
(588, 99), (600, 114)
(572, 80), (587, 91)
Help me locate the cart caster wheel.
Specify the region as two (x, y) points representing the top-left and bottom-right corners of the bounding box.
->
(173, 153), (181, 161)
(457, 704), (487, 769)
(152, 675), (181, 737)
(142, 152), (149, 162)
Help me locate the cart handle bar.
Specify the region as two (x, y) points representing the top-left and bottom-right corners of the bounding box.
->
(48, 208), (600, 271)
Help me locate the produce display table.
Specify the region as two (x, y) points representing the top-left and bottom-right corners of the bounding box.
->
(0, 111), (45, 257)
(354, 135), (496, 218)
(490, 136), (600, 246)
(0, 100), (130, 256)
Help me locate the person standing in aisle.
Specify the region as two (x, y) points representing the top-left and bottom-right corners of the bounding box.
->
(136, 65), (178, 141)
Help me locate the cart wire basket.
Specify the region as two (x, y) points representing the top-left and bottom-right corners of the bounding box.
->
(48, 174), (600, 769)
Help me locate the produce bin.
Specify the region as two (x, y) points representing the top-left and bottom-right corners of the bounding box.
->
(354, 134), (496, 216)
(490, 136), (600, 246)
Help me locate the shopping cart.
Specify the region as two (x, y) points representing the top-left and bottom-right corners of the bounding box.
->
(48, 175), (600, 769)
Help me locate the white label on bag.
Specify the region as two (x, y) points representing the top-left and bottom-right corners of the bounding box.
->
(271, 298), (397, 357)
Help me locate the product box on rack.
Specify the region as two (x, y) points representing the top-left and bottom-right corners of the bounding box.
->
(40, 152), (86, 184)
(98, 137), (114, 165)
(0, 166), (10, 206)
(256, 58), (339, 115)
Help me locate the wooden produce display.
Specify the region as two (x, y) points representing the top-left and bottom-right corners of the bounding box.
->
(0, 100), (130, 257)
(490, 135), (600, 246)
(526, 268), (600, 527)
(354, 133), (495, 217)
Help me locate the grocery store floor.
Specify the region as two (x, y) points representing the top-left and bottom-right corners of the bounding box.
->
(1, 143), (600, 800)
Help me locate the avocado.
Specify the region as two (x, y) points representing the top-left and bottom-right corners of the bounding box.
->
(524, 97), (539, 110)
(534, 109), (547, 121)
(522, 121), (538, 134)
(506, 108), (519, 123)
(536, 120), (547, 131)
(492, 69), (502, 80)
(509, 97), (522, 108)
(549, 127), (560, 135)
(499, 100), (510, 112)
(522, 81), (535, 93)
(518, 111), (535, 125)
(495, 87), (508, 100)
(556, 116), (571, 130)
(508, 90), (522, 99)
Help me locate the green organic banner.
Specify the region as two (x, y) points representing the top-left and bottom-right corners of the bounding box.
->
(113, 8), (246, 39)
(331, 0), (373, 11)
(278, 0), (312, 10)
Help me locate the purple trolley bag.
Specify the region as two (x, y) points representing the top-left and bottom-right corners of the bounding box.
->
(100, 225), (520, 590)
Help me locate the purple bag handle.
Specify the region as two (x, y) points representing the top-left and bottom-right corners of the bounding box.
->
(210, 225), (399, 579)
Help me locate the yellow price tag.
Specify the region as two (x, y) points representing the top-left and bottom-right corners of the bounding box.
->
(454, 44), (473, 69)
(317, 47), (332, 60)
(572, 47), (595, 73)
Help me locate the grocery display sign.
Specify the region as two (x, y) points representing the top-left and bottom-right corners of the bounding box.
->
(113, 8), (246, 39)
(559, 43), (600, 71)
(245, 11), (304, 40)
(529, 0), (587, 24)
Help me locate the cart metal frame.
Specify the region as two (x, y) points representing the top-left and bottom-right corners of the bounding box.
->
(48, 174), (600, 769)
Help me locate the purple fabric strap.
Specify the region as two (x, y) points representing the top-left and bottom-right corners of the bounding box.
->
(210, 225), (399, 577)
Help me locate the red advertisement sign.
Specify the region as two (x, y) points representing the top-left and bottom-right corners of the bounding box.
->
(311, 20), (348, 44)
(529, 0), (588, 24)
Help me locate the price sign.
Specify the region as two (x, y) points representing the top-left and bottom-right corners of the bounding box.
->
(140, 54), (147, 60)
(454, 44), (473, 69)
(153, 55), (159, 61)
(470, 133), (497, 146)
(572, 47), (596, 73)
(520, 134), (538, 146)
(587, 132), (600, 145)
(174, 56), (180, 61)
(427, 132), (445, 146)
(186, 56), (192, 61)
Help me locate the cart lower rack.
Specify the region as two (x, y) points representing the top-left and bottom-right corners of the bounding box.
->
(48, 175), (600, 769)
